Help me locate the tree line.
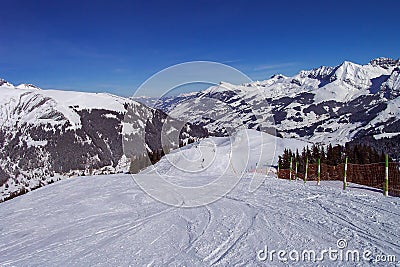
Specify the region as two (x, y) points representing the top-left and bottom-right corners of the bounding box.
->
(278, 143), (390, 171)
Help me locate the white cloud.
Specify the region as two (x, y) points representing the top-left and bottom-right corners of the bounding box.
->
(253, 62), (298, 71)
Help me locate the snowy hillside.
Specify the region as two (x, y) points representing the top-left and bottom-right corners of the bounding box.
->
(0, 131), (398, 266)
(0, 81), (208, 202)
(142, 58), (400, 156)
(146, 129), (309, 177)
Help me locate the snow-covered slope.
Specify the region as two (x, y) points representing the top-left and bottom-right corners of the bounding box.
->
(146, 57), (400, 156)
(0, 131), (398, 265)
(146, 129), (309, 178)
(0, 80), (208, 202)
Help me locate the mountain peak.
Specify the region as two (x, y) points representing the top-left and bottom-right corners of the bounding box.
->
(0, 78), (14, 88)
(298, 65), (335, 80)
(340, 60), (360, 68)
(1, 79), (41, 90)
(16, 83), (41, 90)
(369, 57), (400, 69)
(270, 74), (286, 80)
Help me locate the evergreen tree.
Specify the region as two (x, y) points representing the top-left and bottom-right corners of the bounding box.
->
(278, 142), (388, 170)
(320, 146), (326, 161)
(311, 144), (320, 163)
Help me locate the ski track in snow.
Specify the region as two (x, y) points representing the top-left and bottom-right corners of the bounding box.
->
(0, 174), (399, 266)
(0, 127), (398, 266)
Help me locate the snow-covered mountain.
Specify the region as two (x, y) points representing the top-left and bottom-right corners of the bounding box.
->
(0, 81), (208, 201)
(2, 57), (399, 201)
(138, 57), (400, 158)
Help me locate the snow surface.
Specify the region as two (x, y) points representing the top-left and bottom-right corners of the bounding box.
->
(374, 132), (400, 140)
(146, 129), (309, 177)
(0, 130), (399, 266)
(0, 176), (399, 265)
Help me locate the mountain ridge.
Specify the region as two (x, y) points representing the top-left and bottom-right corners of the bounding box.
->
(134, 57), (400, 159)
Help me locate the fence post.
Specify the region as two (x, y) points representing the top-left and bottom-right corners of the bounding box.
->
(384, 154), (389, 196)
(289, 157), (293, 181)
(277, 163), (280, 179)
(343, 157), (348, 190)
(317, 158), (321, 185)
(295, 161), (298, 180)
(304, 158), (308, 184)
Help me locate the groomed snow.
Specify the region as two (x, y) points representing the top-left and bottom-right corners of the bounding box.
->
(0, 174), (399, 266)
(0, 130), (399, 266)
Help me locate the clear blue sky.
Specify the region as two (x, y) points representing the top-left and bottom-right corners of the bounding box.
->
(1, 0), (399, 96)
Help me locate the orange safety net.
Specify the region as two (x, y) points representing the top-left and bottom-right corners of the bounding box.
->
(278, 162), (400, 196)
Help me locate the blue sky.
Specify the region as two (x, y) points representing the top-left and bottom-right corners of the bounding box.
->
(1, 0), (400, 96)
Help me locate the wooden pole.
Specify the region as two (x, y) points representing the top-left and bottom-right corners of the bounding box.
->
(317, 158), (321, 185)
(343, 157), (348, 190)
(384, 154), (389, 196)
(277, 163), (280, 179)
(304, 158), (308, 184)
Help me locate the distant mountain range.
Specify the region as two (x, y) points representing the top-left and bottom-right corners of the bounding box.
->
(134, 57), (400, 158)
(1, 57), (399, 201)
